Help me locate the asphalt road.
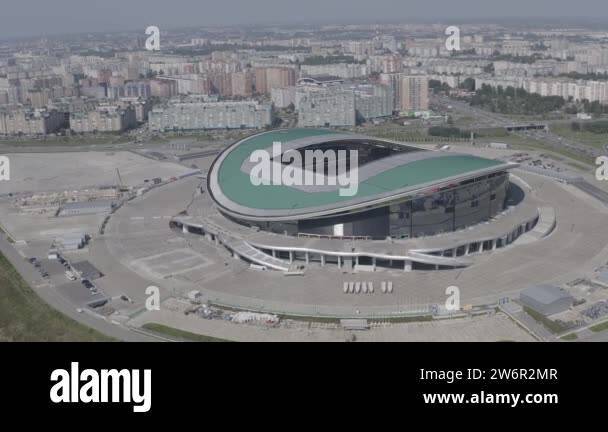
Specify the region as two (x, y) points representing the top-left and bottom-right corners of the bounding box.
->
(0, 233), (160, 342)
(434, 95), (602, 160)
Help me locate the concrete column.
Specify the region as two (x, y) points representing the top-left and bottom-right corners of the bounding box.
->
(321, 254), (325, 267)
(492, 239), (497, 250)
(305, 252), (309, 264)
(289, 251), (293, 263)
(337, 256), (342, 269)
(404, 260), (412, 272)
(372, 257), (377, 271)
(271, 249), (276, 258)
(465, 244), (471, 255)
(355, 256), (359, 266)
(182, 224), (188, 234)
(452, 247), (458, 257)
(233, 252), (240, 260)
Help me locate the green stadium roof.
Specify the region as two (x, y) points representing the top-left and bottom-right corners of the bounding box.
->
(210, 128), (511, 219)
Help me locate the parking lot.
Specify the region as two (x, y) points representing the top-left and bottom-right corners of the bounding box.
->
(24, 252), (107, 308)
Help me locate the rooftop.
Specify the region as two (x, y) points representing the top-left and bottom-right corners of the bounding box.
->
(521, 284), (573, 305)
(210, 128), (512, 219)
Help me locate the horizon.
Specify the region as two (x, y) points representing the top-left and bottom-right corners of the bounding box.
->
(1, 0), (608, 40)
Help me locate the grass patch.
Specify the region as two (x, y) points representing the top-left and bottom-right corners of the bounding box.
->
(278, 315), (341, 324)
(523, 306), (571, 334)
(142, 323), (232, 342)
(560, 333), (578, 340)
(551, 124), (608, 150)
(589, 321), (608, 333)
(0, 134), (132, 147)
(0, 252), (113, 341)
(369, 315), (434, 323)
(451, 115), (475, 128)
(474, 127), (510, 138)
(277, 314), (433, 324)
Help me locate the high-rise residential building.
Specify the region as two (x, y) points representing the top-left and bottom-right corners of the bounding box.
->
(254, 67), (295, 95)
(347, 40), (377, 56)
(381, 35), (398, 53)
(148, 101), (272, 131)
(0, 108), (68, 135)
(26, 88), (50, 108)
(398, 75), (429, 111)
(154, 75), (210, 96)
(474, 75), (608, 104)
(254, 68), (268, 94)
(70, 105), (137, 133)
(271, 86), (296, 109)
(379, 72), (404, 111)
(266, 67), (296, 92)
(118, 98), (152, 123)
(300, 63), (370, 79)
(231, 71), (254, 97)
(150, 79), (178, 98)
(353, 84), (394, 121)
(108, 81), (151, 99)
(297, 86), (356, 127)
(209, 72), (233, 97)
(382, 55), (402, 74)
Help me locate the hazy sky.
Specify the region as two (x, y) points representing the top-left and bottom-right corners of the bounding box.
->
(2, 0), (608, 39)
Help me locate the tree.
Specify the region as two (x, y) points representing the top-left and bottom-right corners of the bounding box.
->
(459, 77), (476, 92)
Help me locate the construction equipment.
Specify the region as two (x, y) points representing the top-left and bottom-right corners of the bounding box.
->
(115, 168), (129, 193)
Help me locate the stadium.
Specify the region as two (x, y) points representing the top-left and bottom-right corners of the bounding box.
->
(172, 129), (551, 272)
